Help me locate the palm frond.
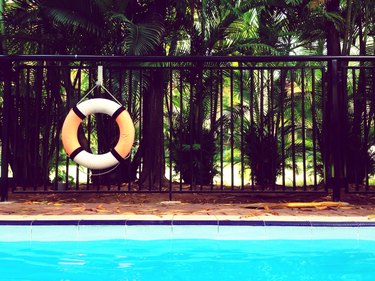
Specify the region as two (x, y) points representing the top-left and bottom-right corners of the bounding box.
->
(107, 12), (132, 25)
(123, 22), (164, 55)
(46, 8), (103, 35)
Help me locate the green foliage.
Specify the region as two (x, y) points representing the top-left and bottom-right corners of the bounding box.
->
(122, 22), (164, 55)
(3, 0), (164, 55)
(2, 0), (375, 189)
(170, 124), (217, 185)
(167, 67), (220, 185)
(345, 66), (375, 183)
(243, 125), (281, 185)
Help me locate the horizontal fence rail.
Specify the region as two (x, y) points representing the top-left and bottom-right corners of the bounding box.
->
(1, 55), (375, 201)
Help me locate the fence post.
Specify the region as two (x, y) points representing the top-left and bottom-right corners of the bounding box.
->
(1, 59), (12, 201)
(326, 59), (347, 201)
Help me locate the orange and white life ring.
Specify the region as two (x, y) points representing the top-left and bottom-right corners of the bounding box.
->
(61, 98), (135, 170)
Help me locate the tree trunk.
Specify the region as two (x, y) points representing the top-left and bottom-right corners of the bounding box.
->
(325, 0), (341, 56)
(342, 0), (353, 56)
(137, 1), (168, 188)
(139, 69), (166, 188)
(323, 0), (343, 196)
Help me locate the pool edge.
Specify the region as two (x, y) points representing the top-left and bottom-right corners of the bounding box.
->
(0, 215), (374, 226)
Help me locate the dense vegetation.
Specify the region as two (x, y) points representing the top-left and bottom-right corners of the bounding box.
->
(2, 0), (374, 56)
(0, 0), (374, 189)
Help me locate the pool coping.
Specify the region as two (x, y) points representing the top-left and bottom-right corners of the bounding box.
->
(1, 215), (375, 227)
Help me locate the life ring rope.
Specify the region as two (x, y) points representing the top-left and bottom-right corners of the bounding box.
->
(77, 82), (123, 107)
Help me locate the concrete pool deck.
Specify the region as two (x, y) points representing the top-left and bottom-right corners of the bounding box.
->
(0, 214), (374, 223)
(0, 192), (375, 222)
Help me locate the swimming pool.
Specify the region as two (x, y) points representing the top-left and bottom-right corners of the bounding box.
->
(0, 220), (375, 281)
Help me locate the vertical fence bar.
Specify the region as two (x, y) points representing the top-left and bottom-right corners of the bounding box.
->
(219, 69), (224, 190)
(169, 68), (173, 199)
(239, 67), (244, 190)
(116, 67), (123, 190)
(1, 59), (12, 201)
(328, 59), (346, 201)
(311, 69), (318, 189)
(128, 69), (133, 192)
(24, 68), (31, 191)
(64, 66), (71, 191)
(352, 68), (359, 190)
(270, 69), (275, 191)
(138, 68), (143, 192)
(259, 69), (264, 191)
(178, 69), (183, 192)
(290, 69), (296, 190)
(337, 61), (350, 192)
(159, 68), (163, 193)
(106, 67), (111, 191)
(12, 68), (20, 192)
(76, 67), (82, 191)
(249, 68), (255, 189)
(33, 66), (42, 190)
(260, 69), (264, 135)
(267, 70), (271, 135)
(301, 69), (307, 190)
(280, 70), (286, 190)
(321, 66), (328, 193)
(54, 88), (60, 191)
(362, 68), (369, 190)
(147, 69), (152, 192)
(86, 69), (93, 190)
(197, 62), (207, 191)
(230, 69), (234, 190)
(198, 64), (204, 192)
(189, 67), (194, 191)
(209, 68), (214, 192)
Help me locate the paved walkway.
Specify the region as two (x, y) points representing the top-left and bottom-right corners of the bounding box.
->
(0, 193), (374, 220)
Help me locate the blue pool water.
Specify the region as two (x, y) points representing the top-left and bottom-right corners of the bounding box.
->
(0, 224), (375, 281)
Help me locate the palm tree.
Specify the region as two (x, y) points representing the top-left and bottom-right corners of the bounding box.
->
(165, 0), (285, 186)
(2, 0), (166, 187)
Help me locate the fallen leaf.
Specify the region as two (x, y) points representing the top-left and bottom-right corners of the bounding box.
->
(239, 213), (260, 218)
(31, 201), (41, 204)
(96, 204), (105, 210)
(314, 206), (329, 210)
(96, 208), (109, 213)
(340, 206), (354, 210)
(72, 207), (85, 212)
(264, 211), (279, 216)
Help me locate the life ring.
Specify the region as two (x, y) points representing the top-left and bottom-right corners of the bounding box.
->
(61, 98), (135, 170)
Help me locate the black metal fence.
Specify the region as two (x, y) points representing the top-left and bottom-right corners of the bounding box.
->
(1, 55), (375, 201)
